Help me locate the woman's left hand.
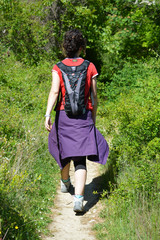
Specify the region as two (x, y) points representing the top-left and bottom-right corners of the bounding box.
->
(45, 117), (52, 132)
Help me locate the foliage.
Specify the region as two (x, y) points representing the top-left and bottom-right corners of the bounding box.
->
(96, 57), (160, 239)
(94, 193), (160, 240)
(99, 1), (160, 81)
(0, 0), (56, 64)
(0, 0), (160, 239)
(103, 58), (160, 101)
(1, 0), (160, 72)
(0, 51), (59, 239)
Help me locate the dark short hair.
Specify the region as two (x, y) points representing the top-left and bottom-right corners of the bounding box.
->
(63, 29), (86, 58)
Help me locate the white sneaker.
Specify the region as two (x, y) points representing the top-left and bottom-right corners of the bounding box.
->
(60, 179), (71, 193)
(73, 196), (84, 212)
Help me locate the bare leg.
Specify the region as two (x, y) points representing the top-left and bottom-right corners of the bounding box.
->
(61, 162), (70, 180)
(75, 169), (87, 195)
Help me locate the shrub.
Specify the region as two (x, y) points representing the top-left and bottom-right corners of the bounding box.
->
(95, 57), (160, 239)
(0, 51), (59, 239)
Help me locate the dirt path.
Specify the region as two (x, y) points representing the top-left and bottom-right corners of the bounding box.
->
(43, 160), (102, 240)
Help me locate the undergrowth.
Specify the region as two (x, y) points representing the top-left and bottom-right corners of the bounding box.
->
(95, 57), (160, 240)
(0, 52), (59, 239)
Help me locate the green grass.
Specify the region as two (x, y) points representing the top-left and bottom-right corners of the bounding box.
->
(94, 194), (160, 240)
(1, 50), (160, 240)
(94, 58), (160, 240)
(0, 53), (60, 239)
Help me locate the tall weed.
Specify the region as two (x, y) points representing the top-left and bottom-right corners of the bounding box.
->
(0, 52), (59, 239)
(96, 58), (160, 239)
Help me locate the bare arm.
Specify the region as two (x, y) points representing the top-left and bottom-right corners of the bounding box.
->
(45, 71), (60, 132)
(91, 77), (97, 125)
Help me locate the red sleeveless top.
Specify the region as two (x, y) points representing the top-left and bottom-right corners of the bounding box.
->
(52, 58), (98, 111)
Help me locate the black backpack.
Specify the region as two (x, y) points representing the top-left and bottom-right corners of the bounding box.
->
(57, 60), (90, 117)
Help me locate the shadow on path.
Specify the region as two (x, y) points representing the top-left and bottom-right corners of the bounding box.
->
(68, 173), (111, 216)
(67, 159), (117, 216)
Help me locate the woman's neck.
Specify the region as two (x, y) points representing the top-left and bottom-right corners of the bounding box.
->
(72, 49), (82, 58)
(67, 56), (81, 59)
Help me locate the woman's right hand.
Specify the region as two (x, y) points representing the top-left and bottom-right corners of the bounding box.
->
(45, 117), (52, 132)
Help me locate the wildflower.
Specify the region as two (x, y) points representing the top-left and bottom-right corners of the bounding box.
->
(15, 226), (18, 229)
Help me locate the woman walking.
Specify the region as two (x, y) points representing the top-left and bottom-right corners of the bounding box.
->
(45, 29), (109, 213)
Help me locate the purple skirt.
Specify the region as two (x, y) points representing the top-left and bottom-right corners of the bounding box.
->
(48, 110), (109, 169)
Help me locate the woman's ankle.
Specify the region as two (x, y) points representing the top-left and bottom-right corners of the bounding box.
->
(74, 194), (83, 199)
(61, 177), (70, 183)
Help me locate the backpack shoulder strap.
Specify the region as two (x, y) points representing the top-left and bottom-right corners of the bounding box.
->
(56, 62), (73, 95)
(82, 60), (90, 68)
(56, 61), (68, 72)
